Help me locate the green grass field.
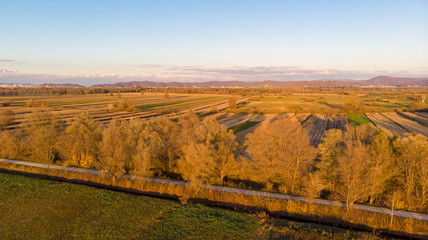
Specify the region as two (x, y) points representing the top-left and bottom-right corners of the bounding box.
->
(348, 114), (372, 125)
(229, 120), (261, 133)
(0, 172), (383, 239)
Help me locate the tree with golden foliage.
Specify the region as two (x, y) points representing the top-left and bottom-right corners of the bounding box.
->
(179, 141), (217, 196)
(367, 132), (395, 205)
(0, 110), (14, 127)
(24, 112), (61, 163)
(148, 116), (180, 175)
(228, 97), (237, 110)
(333, 124), (377, 211)
(130, 119), (161, 177)
(0, 130), (24, 159)
(316, 129), (344, 192)
(393, 134), (428, 211)
(178, 116), (238, 186)
(98, 119), (132, 175)
(59, 113), (101, 168)
(335, 137), (371, 211)
(195, 117), (238, 184)
(245, 119), (316, 194)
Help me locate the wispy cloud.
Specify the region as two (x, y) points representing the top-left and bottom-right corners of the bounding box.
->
(0, 59), (28, 65)
(132, 64), (367, 81)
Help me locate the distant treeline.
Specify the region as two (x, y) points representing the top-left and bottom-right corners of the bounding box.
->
(0, 86), (426, 96)
(0, 111), (426, 213)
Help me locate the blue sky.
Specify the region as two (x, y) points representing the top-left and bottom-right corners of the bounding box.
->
(0, 0), (427, 85)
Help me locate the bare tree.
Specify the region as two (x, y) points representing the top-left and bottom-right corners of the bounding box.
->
(303, 172), (328, 210)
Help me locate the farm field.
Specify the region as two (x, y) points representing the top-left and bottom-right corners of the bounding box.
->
(301, 114), (346, 147)
(399, 112), (428, 127)
(236, 93), (420, 114)
(303, 114), (328, 147)
(382, 112), (428, 138)
(366, 113), (407, 137)
(0, 93), (245, 130)
(0, 172), (378, 240)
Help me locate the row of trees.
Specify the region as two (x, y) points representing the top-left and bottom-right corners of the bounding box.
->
(0, 111), (426, 212)
(1, 86), (426, 97)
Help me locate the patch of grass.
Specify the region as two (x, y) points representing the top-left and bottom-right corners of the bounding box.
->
(0, 172), (176, 240)
(269, 219), (382, 240)
(137, 97), (217, 110)
(141, 204), (260, 240)
(0, 173), (56, 202)
(348, 114), (371, 125)
(229, 121), (261, 133)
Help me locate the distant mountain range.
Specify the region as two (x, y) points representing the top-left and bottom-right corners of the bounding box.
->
(90, 76), (428, 88)
(2, 76), (427, 88)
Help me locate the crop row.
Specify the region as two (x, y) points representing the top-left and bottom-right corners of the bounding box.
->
(382, 112), (428, 138)
(327, 114), (347, 132)
(308, 114), (329, 147)
(365, 113), (407, 137)
(398, 112), (428, 127)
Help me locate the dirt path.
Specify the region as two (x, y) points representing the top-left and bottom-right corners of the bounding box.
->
(1, 158), (427, 221)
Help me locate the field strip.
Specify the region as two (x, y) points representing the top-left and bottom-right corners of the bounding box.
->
(1, 158), (427, 221)
(148, 98), (226, 113)
(234, 114), (275, 144)
(366, 113), (407, 137)
(383, 112), (428, 138)
(399, 112), (428, 127)
(290, 113), (310, 122)
(220, 114), (254, 128)
(415, 112), (428, 118)
(327, 114), (347, 132)
(193, 97), (249, 114)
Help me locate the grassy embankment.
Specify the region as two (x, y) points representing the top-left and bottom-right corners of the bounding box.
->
(0, 161), (426, 239)
(0, 172), (384, 239)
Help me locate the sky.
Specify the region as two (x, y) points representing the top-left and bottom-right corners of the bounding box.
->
(0, 0), (427, 85)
